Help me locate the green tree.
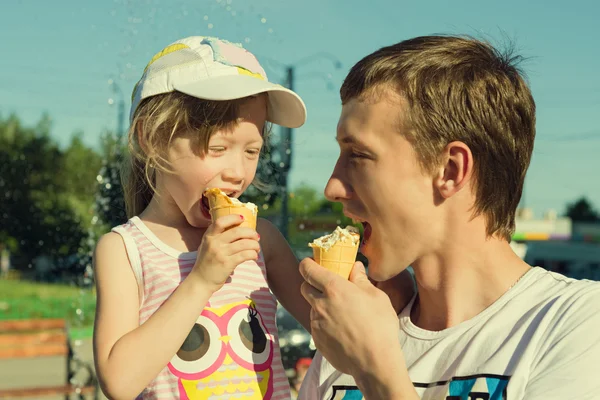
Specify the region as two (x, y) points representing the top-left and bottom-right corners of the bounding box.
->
(289, 184), (324, 215)
(95, 131), (128, 229)
(565, 197), (600, 222)
(0, 113), (102, 279)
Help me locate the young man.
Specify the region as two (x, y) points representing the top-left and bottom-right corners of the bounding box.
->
(298, 35), (600, 400)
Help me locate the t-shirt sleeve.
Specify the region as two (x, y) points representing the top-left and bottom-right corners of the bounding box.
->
(525, 284), (600, 399)
(298, 351), (323, 400)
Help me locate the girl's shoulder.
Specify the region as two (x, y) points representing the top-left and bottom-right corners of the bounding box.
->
(94, 231), (129, 263)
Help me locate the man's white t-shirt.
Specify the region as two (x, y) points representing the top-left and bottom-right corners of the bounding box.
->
(299, 267), (600, 400)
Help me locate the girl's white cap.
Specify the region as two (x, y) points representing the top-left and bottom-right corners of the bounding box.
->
(130, 36), (307, 128)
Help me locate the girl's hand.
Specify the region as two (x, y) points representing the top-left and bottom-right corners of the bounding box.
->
(191, 214), (260, 291)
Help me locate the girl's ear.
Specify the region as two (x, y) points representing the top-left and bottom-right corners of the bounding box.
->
(135, 118), (149, 155)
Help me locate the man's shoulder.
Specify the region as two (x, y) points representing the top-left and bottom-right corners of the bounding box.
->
(520, 267), (600, 329)
(526, 267), (600, 300)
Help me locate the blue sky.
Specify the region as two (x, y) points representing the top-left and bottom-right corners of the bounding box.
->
(1, 0), (599, 216)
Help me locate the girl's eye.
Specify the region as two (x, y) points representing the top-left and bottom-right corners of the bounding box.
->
(246, 149), (261, 156)
(208, 147), (226, 154)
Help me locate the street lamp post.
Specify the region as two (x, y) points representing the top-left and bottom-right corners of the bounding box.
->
(276, 55), (342, 240)
(279, 66), (294, 241)
(108, 78), (126, 142)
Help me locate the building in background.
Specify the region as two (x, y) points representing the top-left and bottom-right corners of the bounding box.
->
(511, 208), (600, 280)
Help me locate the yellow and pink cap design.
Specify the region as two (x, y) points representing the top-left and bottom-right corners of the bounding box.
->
(130, 36), (306, 129)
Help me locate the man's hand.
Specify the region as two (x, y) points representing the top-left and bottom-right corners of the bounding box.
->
(300, 258), (418, 399)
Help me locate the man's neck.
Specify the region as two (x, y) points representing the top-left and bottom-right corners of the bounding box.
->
(410, 225), (531, 331)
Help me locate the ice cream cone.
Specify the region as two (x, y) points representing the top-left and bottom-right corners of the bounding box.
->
(204, 188), (258, 230)
(210, 205), (257, 229)
(309, 226), (360, 279)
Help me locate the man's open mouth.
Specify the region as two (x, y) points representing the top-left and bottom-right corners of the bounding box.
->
(362, 221), (372, 244)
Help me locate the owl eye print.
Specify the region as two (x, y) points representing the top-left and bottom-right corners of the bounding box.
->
(168, 300), (275, 399)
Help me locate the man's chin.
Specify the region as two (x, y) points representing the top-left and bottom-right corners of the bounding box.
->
(364, 260), (386, 282)
(365, 258), (403, 282)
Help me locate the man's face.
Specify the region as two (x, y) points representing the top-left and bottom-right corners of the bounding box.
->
(324, 92), (441, 281)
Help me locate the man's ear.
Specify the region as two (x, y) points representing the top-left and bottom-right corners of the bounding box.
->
(434, 141), (473, 199)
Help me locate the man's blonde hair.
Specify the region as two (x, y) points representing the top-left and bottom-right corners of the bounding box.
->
(341, 35), (536, 241)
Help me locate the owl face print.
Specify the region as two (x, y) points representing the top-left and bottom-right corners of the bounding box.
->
(168, 299), (274, 399)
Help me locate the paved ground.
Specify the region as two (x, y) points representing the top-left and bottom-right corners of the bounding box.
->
(0, 339), (108, 400)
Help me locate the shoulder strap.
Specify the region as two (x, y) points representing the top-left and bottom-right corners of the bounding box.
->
(112, 224), (145, 308)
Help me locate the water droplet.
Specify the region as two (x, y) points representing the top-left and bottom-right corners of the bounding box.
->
(268, 28), (274, 34)
(261, 17), (267, 23)
(76, 308), (83, 315)
(208, 23), (214, 29)
(203, 15), (209, 20)
(299, 223), (305, 230)
(245, 37), (251, 43)
(105, 183), (112, 189)
(108, 98), (114, 105)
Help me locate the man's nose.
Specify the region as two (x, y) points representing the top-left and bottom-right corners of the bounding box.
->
(324, 160), (352, 202)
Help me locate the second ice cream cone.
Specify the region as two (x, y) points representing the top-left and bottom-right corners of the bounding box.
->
(309, 226), (360, 279)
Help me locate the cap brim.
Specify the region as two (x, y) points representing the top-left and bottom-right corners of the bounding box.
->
(174, 75), (307, 128)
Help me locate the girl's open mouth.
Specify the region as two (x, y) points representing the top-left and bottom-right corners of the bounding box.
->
(200, 194), (211, 219)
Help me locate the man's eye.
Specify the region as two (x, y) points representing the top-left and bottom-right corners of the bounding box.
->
(349, 151), (367, 159)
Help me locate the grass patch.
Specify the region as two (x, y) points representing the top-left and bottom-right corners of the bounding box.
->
(0, 280), (96, 328)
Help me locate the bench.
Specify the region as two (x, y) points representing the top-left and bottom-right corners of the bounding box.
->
(0, 319), (98, 399)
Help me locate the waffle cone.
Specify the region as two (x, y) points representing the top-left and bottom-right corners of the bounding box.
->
(204, 188), (237, 209)
(210, 205), (257, 230)
(204, 188), (258, 230)
(311, 239), (359, 279)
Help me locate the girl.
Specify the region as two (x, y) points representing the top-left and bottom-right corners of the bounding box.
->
(93, 35), (413, 400)
(93, 36), (309, 400)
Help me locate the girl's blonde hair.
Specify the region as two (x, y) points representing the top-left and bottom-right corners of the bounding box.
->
(122, 91), (271, 217)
